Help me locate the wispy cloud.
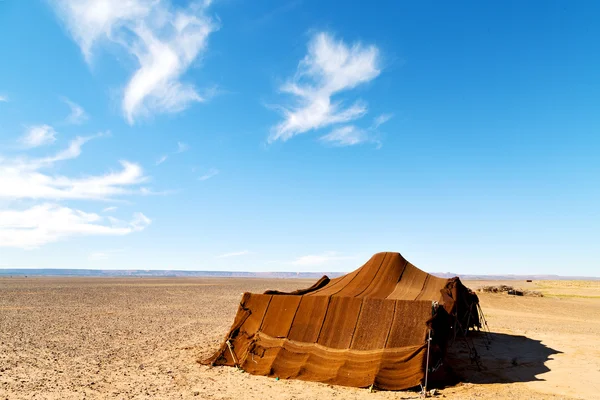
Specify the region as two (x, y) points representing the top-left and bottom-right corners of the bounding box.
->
(198, 167), (219, 181)
(373, 113), (393, 129)
(19, 125), (57, 148)
(176, 141), (189, 153)
(0, 135), (149, 201)
(0, 204), (150, 249)
(216, 250), (251, 259)
(2, 106), (154, 249)
(51, 0), (219, 124)
(62, 97), (89, 125)
(320, 125), (371, 147)
(269, 32), (380, 143)
(290, 251), (354, 266)
(102, 206), (118, 213)
(156, 155), (168, 165)
(319, 113), (393, 148)
(155, 141), (190, 166)
(0, 95), (8, 102)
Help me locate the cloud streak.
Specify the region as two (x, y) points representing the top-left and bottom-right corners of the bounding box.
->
(216, 250), (251, 258)
(0, 135), (148, 201)
(156, 155), (168, 165)
(319, 113), (393, 147)
(20, 125), (57, 148)
(2, 108), (154, 249)
(198, 167), (218, 181)
(320, 125), (370, 147)
(269, 32), (380, 143)
(52, 0), (219, 124)
(62, 98), (89, 125)
(0, 204), (150, 249)
(373, 113), (393, 129)
(156, 141), (190, 166)
(176, 141), (189, 153)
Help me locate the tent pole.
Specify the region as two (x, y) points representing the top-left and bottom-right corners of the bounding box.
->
(226, 340), (239, 368)
(463, 304), (472, 336)
(423, 328), (432, 397)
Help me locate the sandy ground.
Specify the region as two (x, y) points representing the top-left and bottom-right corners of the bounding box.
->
(1, 277), (599, 400)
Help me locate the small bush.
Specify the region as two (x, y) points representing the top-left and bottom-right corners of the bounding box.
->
(478, 285), (543, 297)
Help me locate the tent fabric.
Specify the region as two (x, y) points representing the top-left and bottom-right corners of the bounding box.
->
(203, 252), (479, 391)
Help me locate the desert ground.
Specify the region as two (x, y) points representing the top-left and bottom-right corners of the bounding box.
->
(1, 277), (599, 400)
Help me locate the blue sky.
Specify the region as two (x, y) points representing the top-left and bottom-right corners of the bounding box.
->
(0, 0), (599, 275)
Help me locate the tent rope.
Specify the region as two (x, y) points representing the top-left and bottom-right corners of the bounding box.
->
(454, 317), (482, 371)
(477, 303), (493, 346)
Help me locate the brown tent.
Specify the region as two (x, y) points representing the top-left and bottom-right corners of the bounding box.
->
(203, 252), (480, 391)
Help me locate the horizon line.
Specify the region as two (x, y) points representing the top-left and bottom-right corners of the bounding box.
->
(0, 268), (598, 280)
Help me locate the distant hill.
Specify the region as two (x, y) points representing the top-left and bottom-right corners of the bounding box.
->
(0, 268), (598, 280)
(431, 272), (600, 281)
(0, 269), (344, 279)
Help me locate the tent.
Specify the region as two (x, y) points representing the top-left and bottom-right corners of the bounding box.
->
(203, 252), (481, 391)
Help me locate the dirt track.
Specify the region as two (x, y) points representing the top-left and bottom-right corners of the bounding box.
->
(1, 277), (599, 399)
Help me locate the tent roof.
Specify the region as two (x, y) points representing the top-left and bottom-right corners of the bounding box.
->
(266, 252), (452, 302)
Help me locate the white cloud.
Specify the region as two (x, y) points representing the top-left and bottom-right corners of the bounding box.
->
(52, 0), (219, 124)
(216, 250), (251, 258)
(176, 141), (189, 153)
(0, 95), (7, 102)
(0, 204), (150, 249)
(156, 155), (168, 165)
(269, 32), (380, 143)
(0, 135), (148, 201)
(290, 251), (354, 267)
(155, 141), (189, 166)
(20, 125), (57, 148)
(32, 134), (96, 166)
(320, 125), (370, 147)
(102, 206), (118, 212)
(319, 112), (392, 147)
(373, 113), (393, 129)
(1, 127), (153, 249)
(62, 98), (89, 125)
(198, 167), (218, 181)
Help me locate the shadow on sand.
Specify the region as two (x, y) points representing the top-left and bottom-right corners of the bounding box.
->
(434, 332), (563, 387)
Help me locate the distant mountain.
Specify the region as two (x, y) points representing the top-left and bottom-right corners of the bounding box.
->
(0, 269), (344, 279)
(431, 272), (600, 281)
(0, 269), (597, 280)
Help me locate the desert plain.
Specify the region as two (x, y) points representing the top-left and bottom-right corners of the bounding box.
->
(1, 277), (599, 400)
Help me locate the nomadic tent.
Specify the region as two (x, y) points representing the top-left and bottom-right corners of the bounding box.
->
(203, 252), (480, 391)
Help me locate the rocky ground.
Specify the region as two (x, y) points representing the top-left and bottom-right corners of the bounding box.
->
(1, 277), (599, 399)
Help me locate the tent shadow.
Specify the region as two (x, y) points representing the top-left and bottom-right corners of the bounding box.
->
(436, 331), (563, 386)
